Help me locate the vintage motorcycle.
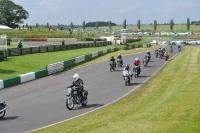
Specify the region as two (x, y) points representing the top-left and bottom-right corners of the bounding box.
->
(109, 61), (115, 72)
(155, 50), (158, 57)
(169, 47), (173, 53)
(117, 58), (123, 68)
(123, 70), (132, 86)
(143, 57), (148, 67)
(0, 98), (8, 119)
(66, 87), (88, 110)
(133, 66), (140, 78)
(159, 51), (164, 59)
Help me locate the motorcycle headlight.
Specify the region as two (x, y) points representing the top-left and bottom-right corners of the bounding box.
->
(68, 88), (72, 93)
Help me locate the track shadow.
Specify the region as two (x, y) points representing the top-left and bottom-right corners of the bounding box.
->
(137, 75), (151, 78)
(113, 69), (123, 72)
(0, 116), (19, 121)
(149, 60), (155, 62)
(129, 82), (141, 86)
(145, 65), (154, 67)
(73, 104), (104, 110)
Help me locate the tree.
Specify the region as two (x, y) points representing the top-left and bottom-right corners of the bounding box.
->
(47, 23), (49, 28)
(70, 22), (73, 29)
(82, 20), (85, 31)
(57, 23), (60, 29)
(123, 19), (126, 29)
(187, 18), (190, 30)
(154, 20), (157, 30)
(0, 0), (29, 28)
(109, 21), (112, 31)
(36, 23), (38, 28)
(95, 21), (98, 30)
(25, 23), (28, 28)
(170, 19), (174, 31)
(137, 19), (141, 29)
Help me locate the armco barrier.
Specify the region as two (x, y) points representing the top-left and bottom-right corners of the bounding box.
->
(0, 80), (3, 89)
(47, 61), (64, 75)
(92, 52), (98, 58)
(35, 69), (47, 79)
(85, 54), (92, 61)
(20, 72), (35, 83)
(3, 76), (21, 88)
(7, 41), (111, 56)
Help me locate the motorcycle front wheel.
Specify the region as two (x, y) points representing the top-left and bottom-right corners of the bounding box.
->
(66, 98), (74, 110)
(0, 105), (6, 118)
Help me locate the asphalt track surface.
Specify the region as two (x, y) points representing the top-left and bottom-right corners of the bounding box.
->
(0, 46), (183, 133)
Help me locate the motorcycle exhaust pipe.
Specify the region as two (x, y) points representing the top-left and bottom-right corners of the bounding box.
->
(0, 106), (8, 112)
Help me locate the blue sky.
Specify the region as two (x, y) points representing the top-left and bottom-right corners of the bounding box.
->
(13, 0), (200, 25)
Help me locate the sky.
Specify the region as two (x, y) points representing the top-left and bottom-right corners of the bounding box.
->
(12, 0), (200, 25)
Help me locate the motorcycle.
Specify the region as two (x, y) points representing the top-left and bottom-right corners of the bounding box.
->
(178, 47), (181, 52)
(123, 70), (132, 86)
(145, 54), (151, 62)
(0, 98), (8, 119)
(143, 57), (148, 67)
(133, 66), (140, 78)
(117, 58), (123, 68)
(155, 51), (158, 57)
(164, 53), (169, 61)
(159, 51), (164, 59)
(109, 61), (115, 72)
(66, 87), (88, 110)
(169, 47), (173, 53)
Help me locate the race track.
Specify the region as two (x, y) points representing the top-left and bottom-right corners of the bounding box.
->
(0, 46), (183, 133)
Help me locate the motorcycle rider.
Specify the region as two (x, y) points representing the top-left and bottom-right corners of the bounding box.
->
(164, 50), (169, 60)
(132, 57), (141, 75)
(178, 44), (181, 51)
(117, 53), (123, 65)
(146, 51), (151, 61)
(162, 46), (166, 52)
(123, 64), (133, 80)
(68, 74), (84, 102)
(169, 45), (173, 52)
(110, 56), (116, 68)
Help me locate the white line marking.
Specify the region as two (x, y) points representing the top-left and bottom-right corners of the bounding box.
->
(27, 51), (180, 133)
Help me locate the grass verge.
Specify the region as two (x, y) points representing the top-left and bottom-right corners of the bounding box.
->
(29, 46), (200, 133)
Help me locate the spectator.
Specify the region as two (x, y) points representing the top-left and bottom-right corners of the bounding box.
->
(94, 39), (96, 45)
(17, 40), (23, 48)
(61, 39), (65, 45)
(23, 25), (24, 30)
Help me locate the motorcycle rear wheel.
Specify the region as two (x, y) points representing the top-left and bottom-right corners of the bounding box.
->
(66, 98), (74, 110)
(0, 105), (5, 118)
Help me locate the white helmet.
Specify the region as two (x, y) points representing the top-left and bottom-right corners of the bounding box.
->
(73, 74), (80, 82)
(135, 58), (139, 61)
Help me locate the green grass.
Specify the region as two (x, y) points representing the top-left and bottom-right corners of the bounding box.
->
(0, 44), (160, 79)
(28, 46), (200, 133)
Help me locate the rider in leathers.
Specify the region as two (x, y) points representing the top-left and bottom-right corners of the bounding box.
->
(132, 57), (141, 75)
(123, 64), (133, 80)
(117, 53), (123, 65)
(110, 56), (116, 68)
(68, 74), (84, 102)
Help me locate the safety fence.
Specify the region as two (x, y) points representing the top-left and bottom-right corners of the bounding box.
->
(7, 41), (111, 56)
(0, 47), (118, 89)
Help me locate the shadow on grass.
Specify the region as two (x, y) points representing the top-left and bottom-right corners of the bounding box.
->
(0, 69), (17, 74)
